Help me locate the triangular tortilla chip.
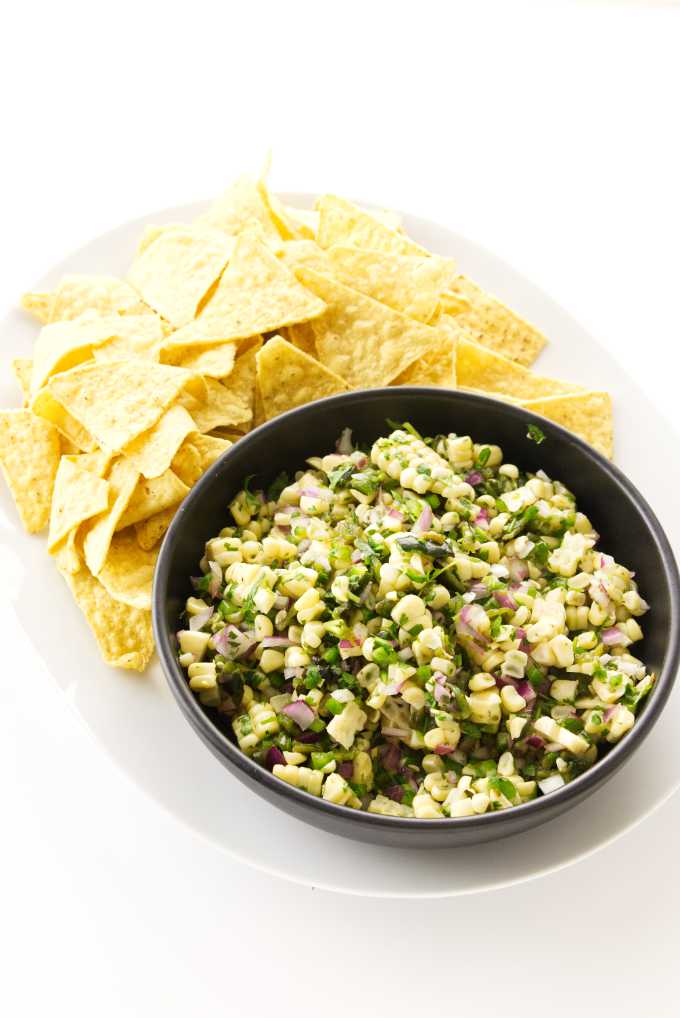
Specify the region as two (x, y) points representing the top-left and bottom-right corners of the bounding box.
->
(393, 331), (457, 387)
(456, 337), (580, 400)
(122, 404), (196, 479)
(277, 240), (332, 274)
(31, 314), (164, 393)
(31, 388), (98, 452)
(441, 276), (547, 367)
(159, 339), (237, 378)
(168, 232), (326, 346)
(57, 562), (154, 671)
(197, 174), (281, 242)
(315, 194), (426, 256)
(325, 246), (456, 323)
(127, 224), (235, 327)
(520, 392), (614, 459)
(179, 378), (252, 433)
(284, 322), (318, 357)
(43, 359), (205, 453)
(11, 358), (33, 405)
(82, 458), (140, 575)
(0, 410), (60, 533)
(220, 339), (262, 413)
(172, 434), (232, 486)
(294, 267), (445, 388)
(256, 335), (348, 420)
(47, 456), (110, 552)
(117, 469), (189, 530)
(97, 530), (158, 610)
(135, 506), (178, 551)
(24, 274), (151, 324)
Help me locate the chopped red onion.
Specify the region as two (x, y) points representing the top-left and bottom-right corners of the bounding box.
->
(382, 726), (410, 739)
(494, 590), (517, 611)
(189, 607), (214, 631)
(387, 508), (404, 521)
(434, 744), (455, 756)
(282, 700), (315, 730)
(260, 636), (296, 649)
(456, 604), (489, 646)
(385, 784), (404, 803)
(465, 471), (483, 487)
(604, 705), (618, 722)
(207, 560), (222, 598)
(469, 581), (488, 598)
(601, 626), (629, 646)
(527, 735), (544, 749)
(474, 507), (490, 529)
(351, 548), (363, 563)
(355, 455), (368, 468)
(414, 505), (433, 533)
(336, 761), (354, 780)
(265, 746), (286, 770)
(507, 557), (529, 583)
(213, 625), (254, 660)
(381, 742), (401, 771)
(517, 680), (536, 703)
(296, 731), (321, 743)
(496, 674), (520, 690)
(299, 487), (323, 499)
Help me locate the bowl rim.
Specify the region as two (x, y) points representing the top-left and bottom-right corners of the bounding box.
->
(153, 386), (680, 835)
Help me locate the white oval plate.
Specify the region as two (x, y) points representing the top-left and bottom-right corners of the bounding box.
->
(2, 196), (679, 898)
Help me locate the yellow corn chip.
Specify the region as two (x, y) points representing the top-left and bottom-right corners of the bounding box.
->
(11, 358), (33, 405)
(256, 180), (315, 241)
(122, 404), (197, 479)
(197, 174), (281, 242)
(295, 267), (445, 388)
(54, 528), (82, 575)
(91, 319), (165, 363)
(172, 433), (231, 486)
(168, 232), (326, 346)
(127, 224), (235, 327)
(441, 277), (547, 367)
(44, 359), (205, 453)
(25, 274), (151, 324)
(284, 322), (318, 357)
(520, 392), (614, 459)
(256, 335), (348, 420)
(179, 378), (252, 433)
(0, 410), (60, 533)
(21, 291), (52, 323)
(393, 332), (457, 387)
(325, 246), (456, 323)
(47, 456), (110, 552)
(31, 314), (165, 394)
(135, 506), (177, 551)
(117, 469), (189, 530)
(220, 339), (262, 413)
(315, 195), (426, 256)
(456, 337), (580, 400)
(253, 381), (266, 429)
(82, 457), (140, 576)
(31, 388), (98, 452)
(278, 240), (332, 275)
(57, 563), (154, 671)
(159, 339), (237, 378)
(97, 530), (158, 610)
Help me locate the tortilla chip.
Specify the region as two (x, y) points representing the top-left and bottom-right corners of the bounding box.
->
(31, 388), (98, 452)
(294, 267), (445, 388)
(91, 318), (165, 363)
(315, 195), (426, 256)
(441, 277), (546, 367)
(57, 563), (154, 671)
(97, 530), (158, 610)
(11, 358), (33, 405)
(54, 528), (82, 574)
(325, 246), (456, 323)
(197, 174), (281, 242)
(26, 275), (151, 324)
(256, 181), (314, 241)
(47, 456), (110, 552)
(168, 232), (326, 346)
(220, 339), (262, 413)
(82, 457), (140, 575)
(122, 403), (196, 479)
(253, 382), (266, 429)
(21, 291), (52, 323)
(0, 410), (60, 533)
(31, 314), (165, 394)
(520, 392), (614, 459)
(278, 240), (332, 275)
(116, 469), (189, 530)
(172, 433), (231, 486)
(44, 359), (205, 453)
(393, 331), (457, 387)
(456, 337), (580, 400)
(179, 378), (252, 433)
(135, 506), (177, 551)
(284, 322), (318, 357)
(127, 224), (234, 327)
(256, 335), (348, 420)
(159, 339), (237, 378)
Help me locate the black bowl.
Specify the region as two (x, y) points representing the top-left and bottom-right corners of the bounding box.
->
(153, 388), (680, 848)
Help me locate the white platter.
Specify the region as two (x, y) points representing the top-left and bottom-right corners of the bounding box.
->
(2, 195), (679, 898)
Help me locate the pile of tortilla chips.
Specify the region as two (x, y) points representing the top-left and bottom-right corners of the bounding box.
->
(0, 171), (613, 672)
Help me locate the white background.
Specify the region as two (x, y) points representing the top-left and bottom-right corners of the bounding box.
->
(2, 2), (679, 1015)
